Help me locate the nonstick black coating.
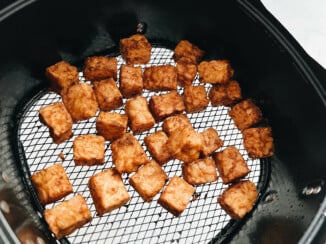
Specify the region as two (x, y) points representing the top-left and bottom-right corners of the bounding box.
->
(0, 0), (326, 243)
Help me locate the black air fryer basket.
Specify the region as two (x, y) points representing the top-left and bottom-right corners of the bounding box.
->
(0, 0), (325, 243)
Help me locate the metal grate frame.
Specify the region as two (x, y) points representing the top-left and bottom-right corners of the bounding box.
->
(15, 46), (270, 244)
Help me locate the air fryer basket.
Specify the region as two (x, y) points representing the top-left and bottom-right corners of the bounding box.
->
(0, 0), (326, 243)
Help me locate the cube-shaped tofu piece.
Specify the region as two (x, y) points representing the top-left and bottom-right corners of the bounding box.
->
(183, 85), (209, 113)
(61, 83), (98, 122)
(44, 194), (92, 239)
(143, 65), (177, 91)
(31, 164), (73, 205)
(130, 160), (168, 202)
(96, 111), (128, 141)
(144, 131), (172, 165)
(39, 102), (73, 144)
(173, 40), (204, 64)
(201, 128), (224, 157)
(119, 65), (143, 98)
(209, 80), (242, 106)
(228, 99), (263, 131)
(158, 176), (195, 216)
(45, 61), (79, 93)
(198, 60), (234, 84)
(111, 133), (148, 173)
(182, 158), (218, 185)
(83, 56), (117, 81)
(176, 63), (197, 87)
(149, 91), (185, 122)
(162, 114), (193, 136)
(125, 96), (155, 133)
(73, 135), (105, 166)
(93, 78), (123, 111)
(213, 146), (250, 184)
(120, 34), (152, 64)
(88, 168), (130, 216)
(243, 127), (274, 158)
(218, 180), (258, 219)
(166, 127), (203, 163)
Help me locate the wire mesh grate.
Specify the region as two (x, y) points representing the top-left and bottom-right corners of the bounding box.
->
(17, 46), (267, 244)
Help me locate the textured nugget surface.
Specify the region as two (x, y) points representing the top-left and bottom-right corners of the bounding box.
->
(166, 127), (203, 163)
(182, 158), (218, 185)
(218, 180), (258, 219)
(88, 168), (130, 216)
(39, 102), (73, 144)
(162, 114), (193, 136)
(158, 176), (195, 216)
(183, 85), (209, 113)
(111, 133), (148, 173)
(31, 163), (73, 205)
(198, 60), (234, 84)
(201, 128), (224, 157)
(144, 131), (172, 165)
(93, 78), (123, 111)
(149, 91), (185, 122)
(130, 161), (168, 202)
(119, 65), (143, 98)
(96, 111), (128, 141)
(61, 83), (98, 122)
(45, 61), (79, 93)
(173, 40), (204, 64)
(73, 135), (105, 166)
(83, 56), (117, 81)
(143, 65), (177, 91)
(125, 96), (155, 133)
(44, 194), (92, 239)
(243, 127), (274, 158)
(214, 146), (250, 184)
(209, 80), (242, 106)
(120, 34), (152, 64)
(228, 99), (263, 131)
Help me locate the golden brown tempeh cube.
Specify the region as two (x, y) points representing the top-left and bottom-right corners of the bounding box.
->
(143, 65), (177, 91)
(88, 168), (130, 216)
(201, 128), (224, 157)
(214, 146), (250, 184)
(96, 111), (128, 141)
(218, 180), (258, 219)
(44, 194), (92, 239)
(83, 56), (117, 81)
(119, 65), (143, 98)
(198, 60), (234, 84)
(73, 135), (105, 166)
(45, 61), (79, 93)
(120, 34), (152, 64)
(183, 85), (209, 113)
(61, 83), (98, 122)
(162, 114), (193, 136)
(149, 90), (185, 122)
(243, 127), (274, 158)
(39, 102), (73, 144)
(176, 63), (197, 86)
(144, 131), (172, 165)
(125, 96), (155, 133)
(173, 40), (204, 64)
(93, 78), (123, 111)
(228, 99), (263, 131)
(31, 164), (73, 205)
(111, 133), (149, 173)
(182, 157), (218, 185)
(166, 127), (203, 163)
(158, 176), (195, 216)
(209, 80), (242, 106)
(129, 160), (168, 202)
